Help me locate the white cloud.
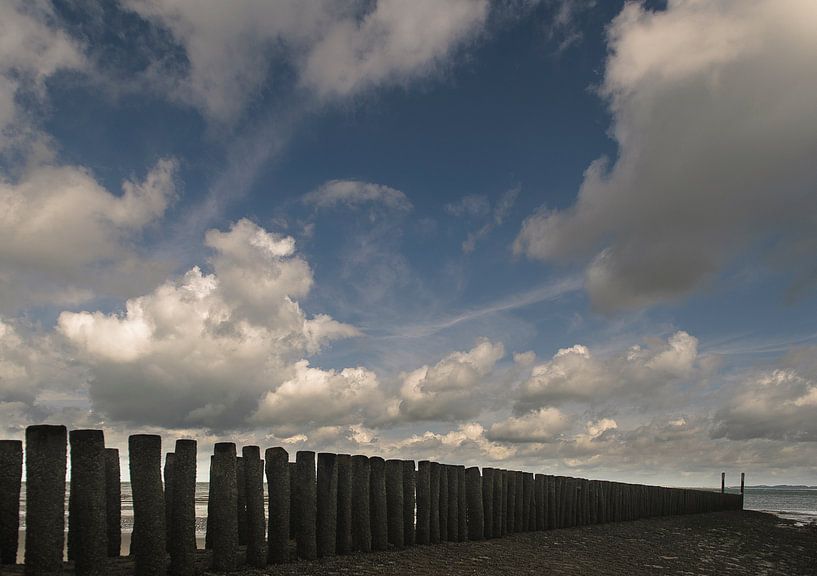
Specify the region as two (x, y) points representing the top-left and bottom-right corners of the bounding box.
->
(444, 194), (490, 218)
(462, 187), (518, 253)
(514, 0), (817, 311)
(123, 0), (488, 121)
(487, 407), (571, 443)
(517, 331), (699, 410)
(397, 339), (505, 421)
(58, 219), (360, 429)
(0, 0), (85, 153)
(303, 179), (412, 212)
(0, 158), (178, 311)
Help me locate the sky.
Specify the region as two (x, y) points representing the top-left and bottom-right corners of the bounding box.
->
(1, 0), (817, 486)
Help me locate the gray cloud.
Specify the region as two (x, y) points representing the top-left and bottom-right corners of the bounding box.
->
(514, 0), (817, 311)
(304, 179), (412, 212)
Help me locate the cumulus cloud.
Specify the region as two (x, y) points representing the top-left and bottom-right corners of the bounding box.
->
(0, 0), (85, 153)
(487, 407), (571, 443)
(514, 0), (817, 311)
(516, 331), (699, 410)
(397, 340), (505, 421)
(303, 179), (412, 212)
(58, 219), (360, 429)
(123, 0), (488, 121)
(0, 158), (178, 311)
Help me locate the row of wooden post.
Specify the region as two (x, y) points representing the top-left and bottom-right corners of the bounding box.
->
(0, 426), (744, 574)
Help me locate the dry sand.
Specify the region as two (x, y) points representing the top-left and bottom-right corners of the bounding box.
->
(2, 511), (815, 575)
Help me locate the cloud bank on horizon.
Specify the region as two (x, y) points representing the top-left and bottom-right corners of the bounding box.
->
(1, 0), (817, 485)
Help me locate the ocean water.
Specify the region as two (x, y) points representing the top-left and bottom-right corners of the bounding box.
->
(740, 487), (817, 525)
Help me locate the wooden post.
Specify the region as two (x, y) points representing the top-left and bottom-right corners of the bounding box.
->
(535, 474), (545, 531)
(438, 465), (448, 541)
(465, 467), (483, 540)
(416, 461), (431, 545)
(210, 442), (238, 572)
(236, 456), (248, 547)
(336, 454), (353, 554)
(170, 440), (196, 576)
(205, 456), (214, 550)
(506, 470), (515, 533)
(129, 434), (166, 576)
(289, 462), (297, 539)
(104, 449), (121, 558)
(457, 466), (467, 542)
(317, 453), (338, 558)
(740, 472), (745, 494)
(514, 471), (524, 532)
(351, 455), (371, 552)
(492, 469), (503, 537)
(163, 452), (175, 553)
(243, 446), (266, 567)
(446, 465), (458, 542)
(402, 460), (416, 547)
(429, 462), (441, 544)
(522, 472), (533, 532)
(721, 472), (725, 494)
(369, 456), (388, 551)
(385, 459), (404, 549)
(296, 451), (317, 560)
(481, 468), (493, 539)
(69, 429), (107, 576)
(0, 440), (22, 565)
(24, 425), (67, 576)
(265, 447), (290, 564)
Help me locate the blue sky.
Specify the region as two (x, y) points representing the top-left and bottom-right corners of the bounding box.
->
(2, 0), (817, 486)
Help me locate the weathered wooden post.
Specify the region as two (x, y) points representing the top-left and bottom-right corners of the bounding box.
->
(481, 468), (494, 538)
(170, 440), (196, 576)
(465, 467), (483, 540)
(24, 425), (67, 575)
(416, 461), (431, 545)
(429, 462), (441, 544)
(351, 455), (371, 552)
(505, 470), (515, 533)
(502, 470), (511, 535)
(446, 465), (459, 542)
(104, 448), (121, 557)
(164, 452), (175, 552)
(721, 472), (725, 494)
(211, 442), (238, 572)
(546, 476), (556, 529)
(522, 472), (533, 531)
(336, 454), (353, 554)
(514, 471), (524, 532)
(296, 451), (317, 560)
(535, 474), (545, 531)
(265, 447), (289, 564)
(243, 446), (265, 567)
(0, 440), (22, 565)
(317, 452), (338, 558)
(740, 472), (745, 510)
(457, 466), (467, 541)
(385, 459), (404, 549)
(492, 469), (503, 537)
(438, 464), (448, 541)
(289, 462), (297, 539)
(129, 434), (166, 576)
(69, 430), (107, 576)
(369, 456), (388, 551)
(205, 456), (214, 550)
(236, 456), (248, 547)
(402, 460), (416, 547)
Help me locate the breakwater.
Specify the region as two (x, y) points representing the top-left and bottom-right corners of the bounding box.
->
(0, 426), (743, 574)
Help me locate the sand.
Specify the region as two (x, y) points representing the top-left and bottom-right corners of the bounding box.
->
(2, 511), (815, 575)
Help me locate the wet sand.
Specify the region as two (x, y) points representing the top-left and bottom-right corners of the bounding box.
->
(3, 511), (815, 575)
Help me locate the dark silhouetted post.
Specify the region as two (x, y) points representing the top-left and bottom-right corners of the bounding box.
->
(547, 476), (556, 529)
(130, 434), (166, 576)
(210, 442), (238, 572)
(104, 448), (121, 558)
(289, 462), (297, 539)
(481, 468), (493, 538)
(429, 462), (440, 544)
(369, 456), (388, 551)
(164, 452), (175, 553)
(402, 460), (416, 547)
(386, 459), (404, 549)
(170, 440), (196, 576)
(522, 472), (533, 531)
(0, 440), (22, 565)
(296, 451), (317, 560)
(317, 453), (338, 558)
(465, 467), (483, 540)
(502, 470), (511, 535)
(457, 466), (466, 541)
(70, 430), (107, 576)
(243, 446), (265, 568)
(24, 425), (67, 576)
(416, 461), (430, 545)
(535, 474), (545, 531)
(446, 465), (458, 542)
(351, 455), (371, 552)
(336, 454), (352, 554)
(438, 465), (449, 540)
(265, 447), (289, 564)
(515, 472), (524, 532)
(721, 472), (725, 494)
(506, 470), (516, 533)
(492, 469), (503, 537)
(205, 456), (214, 550)
(740, 472), (745, 494)
(236, 456), (248, 547)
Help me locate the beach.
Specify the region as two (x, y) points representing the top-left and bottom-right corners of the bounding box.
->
(2, 510), (814, 575)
